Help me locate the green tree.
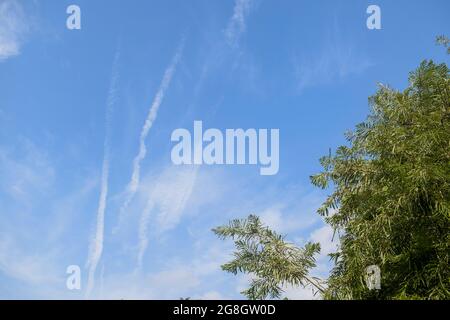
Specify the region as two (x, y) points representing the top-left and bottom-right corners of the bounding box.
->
(215, 42), (450, 300)
(212, 215), (325, 299)
(311, 59), (450, 299)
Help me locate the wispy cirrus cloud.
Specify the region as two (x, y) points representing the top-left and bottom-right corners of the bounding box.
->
(0, 0), (28, 61)
(0, 139), (96, 299)
(0, 139), (55, 204)
(0, 234), (61, 286)
(309, 223), (339, 275)
(224, 0), (253, 47)
(293, 45), (372, 92)
(137, 165), (198, 269)
(293, 23), (372, 92)
(96, 238), (231, 300)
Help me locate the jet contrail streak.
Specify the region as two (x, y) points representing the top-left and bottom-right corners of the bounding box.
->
(85, 49), (120, 299)
(114, 40), (185, 233)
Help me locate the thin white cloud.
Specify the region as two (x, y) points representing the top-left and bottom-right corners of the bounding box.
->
(0, 177), (96, 299)
(0, 139), (55, 204)
(93, 240), (230, 300)
(0, 139), (98, 299)
(149, 266), (201, 291)
(181, 0), (256, 120)
(0, 234), (61, 286)
(137, 166), (198, 269)
(0, 0), (28, 61)
(196, 291), (227, 300)
(294, 47), (372, 91)
(85, 49), (120, 298)
(95, 267), (200, 300)
(114, 40), (185, 232)
(301, 222), (340, 284)
(293, 24), (372, 92)
(310, 224), (339, 261)
(0, 183), (96, 299)
(224, 0), (253, 46)
(259, 205), (318, 234)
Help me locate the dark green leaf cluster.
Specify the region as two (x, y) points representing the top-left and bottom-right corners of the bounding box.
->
(311, 60), (450, 299)
(436, 35), (450, 54)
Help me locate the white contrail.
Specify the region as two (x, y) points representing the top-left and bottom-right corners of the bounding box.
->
(135, 1), (254, 268)
(114, 40), (185, 232)
(85, 49), (120, 299)
(136, 197), (154, 270)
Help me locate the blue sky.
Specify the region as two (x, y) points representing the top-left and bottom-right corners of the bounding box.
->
(0, 0), (448, 299)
